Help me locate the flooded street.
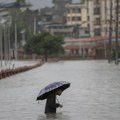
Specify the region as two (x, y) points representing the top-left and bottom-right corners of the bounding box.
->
(0, 60), (120, 120)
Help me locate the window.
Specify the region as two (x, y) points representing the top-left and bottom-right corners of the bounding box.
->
(71, 8), (81, 13)
(94, 0), (100, 4)
(67, 17), (71, 21)
(77, 8), (81, 13)
(94, 7), (100, 15)
(94, 28), (101, 36)
(95, 18), (101, 25)
(72, 17), (76, 21)
(88, 16), (90, 21)
(67, 9), (70, 13)
(85, 30), (89, 34)
(72, 8), (76, 13)
(76, 16), (81, 21)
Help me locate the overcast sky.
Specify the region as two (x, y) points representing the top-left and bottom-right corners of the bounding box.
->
(0, 0), (80, 9)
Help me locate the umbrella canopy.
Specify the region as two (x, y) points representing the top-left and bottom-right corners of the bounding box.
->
(36, 81), (70, 100)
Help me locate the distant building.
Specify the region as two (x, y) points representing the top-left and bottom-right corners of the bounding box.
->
(52, 0), (72, 16)
(38, 0), (74, 37)
(38, 0), (120, 39)
(66, 3), (88, 26)
(52, 0), (72, 23)
(40, 7), (54, 22)
(66, 2), (90, 38)
(44, 24), (75, 38)
(64, 36), (120, 59)
(86, 0), (120, 37)
(64, 37), (106, 58)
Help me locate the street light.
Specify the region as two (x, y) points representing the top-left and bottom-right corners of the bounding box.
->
(6, 16), (12, 64)
(1, 18), (7, 66)
(0, 18), (3, 67)
(108, 0), (113, 63)
(115, 0), (119, 65)
(14, 24), (18, 61)
(0, 11), (9, 68)
(33, 18), (37, 35)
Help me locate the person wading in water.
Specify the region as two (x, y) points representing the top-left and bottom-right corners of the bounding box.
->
(45, 88), (63, 118)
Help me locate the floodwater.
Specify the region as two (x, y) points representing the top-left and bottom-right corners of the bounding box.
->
(0, 60), (120, 120)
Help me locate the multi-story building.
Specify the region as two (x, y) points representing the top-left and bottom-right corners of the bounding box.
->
(66, 2), (88, 26)
(66, 2), (90, 38)
(87, 0), (106, 37)
(86, 0), (120, 37)
(44, 24), (75, 37)
(64, 0), (120, 58)
(52, 0), (72, 23)
(39, 0), (81, 38)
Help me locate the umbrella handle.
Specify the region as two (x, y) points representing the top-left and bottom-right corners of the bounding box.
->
(56, 97), (60, 104)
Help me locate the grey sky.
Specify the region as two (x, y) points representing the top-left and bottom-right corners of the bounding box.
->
(0, 0), (80, 9)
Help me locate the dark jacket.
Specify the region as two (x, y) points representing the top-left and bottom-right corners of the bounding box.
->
(45, 92), (60, 114)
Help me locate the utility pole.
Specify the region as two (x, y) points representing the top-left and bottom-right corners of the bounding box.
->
(0, 1), (29, 66)
(104, 0), (107, 59)
(33, 18), (37, 35)
(14, 24), (17, 61)
(115, 0), (119, 65)
(0, 23), (3, 67)
(8, 24), (11, 63)
(108, 0), (113, 63)
(3, 20), (7, 66)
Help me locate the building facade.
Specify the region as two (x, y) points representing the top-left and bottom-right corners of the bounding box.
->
(66, 2), (90, 38)
(52, 0), (72, 24)
(45, 24), (75, 37)
(63, 0), (120, 58)
(66, 3), (88, 26)
(87, 0), (120, 37)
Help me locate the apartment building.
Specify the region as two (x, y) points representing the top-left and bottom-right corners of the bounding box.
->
(87, 0), (120, 37)
(88, 0), (107, 37)
(45, 24), (75, 37)
(64, 0), (120, 58)
(66, 2), (90, 37)
(52, 0), (72, 23)
(66, 3), (88, 26)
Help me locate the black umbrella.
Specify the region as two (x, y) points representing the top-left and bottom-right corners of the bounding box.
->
(36, 81), (70, 100)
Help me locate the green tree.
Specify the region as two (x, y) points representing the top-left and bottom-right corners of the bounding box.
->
(24, 32), (65, 61)
(16, 0), (25, 4)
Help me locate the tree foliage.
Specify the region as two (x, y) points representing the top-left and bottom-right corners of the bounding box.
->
(16, 0), (25, 4)
(24, 32), (65, 61)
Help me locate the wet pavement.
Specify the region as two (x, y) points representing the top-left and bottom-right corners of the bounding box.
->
(0, 60), (120, 120)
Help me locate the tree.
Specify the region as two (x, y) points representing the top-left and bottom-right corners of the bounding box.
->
(16, 0), (25, 4)
(24, 32), (65, 61)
